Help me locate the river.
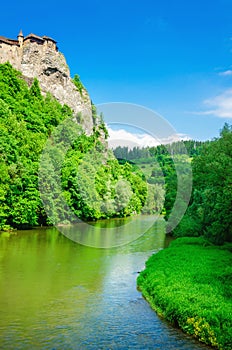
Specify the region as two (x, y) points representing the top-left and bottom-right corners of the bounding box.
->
(0, 217), (211, 349)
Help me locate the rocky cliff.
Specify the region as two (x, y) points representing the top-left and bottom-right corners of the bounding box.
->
(0, 32), (94, 134)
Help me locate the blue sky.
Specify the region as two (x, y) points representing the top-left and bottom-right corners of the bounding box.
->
(1, 0), (232, 141)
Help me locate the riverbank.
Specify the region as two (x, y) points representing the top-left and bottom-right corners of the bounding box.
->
(137, 237), (232, 349)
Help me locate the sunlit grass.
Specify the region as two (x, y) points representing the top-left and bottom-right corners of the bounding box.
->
(137, 237), (232, 349)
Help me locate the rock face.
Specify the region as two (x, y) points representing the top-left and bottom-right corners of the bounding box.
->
(0, 32), (94, 134)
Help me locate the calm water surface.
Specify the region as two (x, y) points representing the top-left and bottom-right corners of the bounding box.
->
(0, 217), (211, 349)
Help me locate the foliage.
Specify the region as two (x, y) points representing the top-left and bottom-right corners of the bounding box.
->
(114, 142), (196, 224)
(113, 141), (205, 161)
(116, 128), (232, 245)
(72, 74), (84, 95)
(61, 147), (148, 221)
(173, 124), (232, 244)
(142, 183), (165, 215)
(0, 63), (148, 229)
(137, 237), (232, 349)
(113, 146), (151, 160)
(0, 63), (71, 229)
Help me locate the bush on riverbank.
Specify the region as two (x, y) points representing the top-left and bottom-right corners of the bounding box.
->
(137, 237), (232, 349)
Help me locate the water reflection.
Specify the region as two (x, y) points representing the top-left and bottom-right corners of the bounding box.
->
(61, 215), (162, 248)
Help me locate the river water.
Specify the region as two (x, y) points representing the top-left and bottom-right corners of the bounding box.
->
(0, 217), (211, 349)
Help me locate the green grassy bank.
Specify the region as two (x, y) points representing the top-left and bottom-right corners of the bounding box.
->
(137, 237), (232, 349)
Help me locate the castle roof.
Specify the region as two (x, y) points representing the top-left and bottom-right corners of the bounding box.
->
(0, 36), (19, 46)
(0, 32), (57, 48)
(24, 33), (44, 42)
(43, 35), (57, 43)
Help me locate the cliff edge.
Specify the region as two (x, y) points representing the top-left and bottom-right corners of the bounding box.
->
(0, 31), (93, 134)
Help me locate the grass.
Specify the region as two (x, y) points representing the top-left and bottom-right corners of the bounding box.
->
(137, 237), (232, 349)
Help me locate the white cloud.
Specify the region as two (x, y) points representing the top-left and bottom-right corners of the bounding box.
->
(107, 127), (159, 149)
(219, 70), (232, 76)
(202, 89), (232, 118)
(107, 126), (190, 149)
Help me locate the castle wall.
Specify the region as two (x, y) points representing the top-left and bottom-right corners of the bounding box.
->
(0, 42), (22, 70)
(44, 40), (56, 50)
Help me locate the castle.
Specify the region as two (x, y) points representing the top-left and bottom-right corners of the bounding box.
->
(0, 30), (57, 51)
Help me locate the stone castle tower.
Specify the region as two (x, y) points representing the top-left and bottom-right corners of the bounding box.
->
(17, 29), (24, 48)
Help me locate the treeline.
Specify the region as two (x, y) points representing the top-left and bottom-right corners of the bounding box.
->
(113, 140), (206, 161)
(0, 63), (147, 230)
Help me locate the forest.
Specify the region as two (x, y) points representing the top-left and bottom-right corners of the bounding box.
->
(0, 63), (147, 230)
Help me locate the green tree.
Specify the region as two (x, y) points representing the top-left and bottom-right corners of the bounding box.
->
(174, 124), (232, 244)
